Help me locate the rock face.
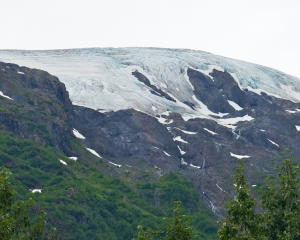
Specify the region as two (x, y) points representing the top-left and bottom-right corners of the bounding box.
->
(73, 106), (180, 170)
(0, 62), (76, 155)
(1, 56), (300, 218)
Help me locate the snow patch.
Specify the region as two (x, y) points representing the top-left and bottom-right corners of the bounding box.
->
(156, 116), (173, 124)
(218, 115), (254, 129)
(177, 145), (186, 155)
(190, 163), (201, 169)
(190, 65), (224, 80)
(17, 71), (25, 74)
(0, 91), (13, 100)
(267, 138), (279, 147)
(181, 158), (188, 165)
(286, 110), (296, 113)
(59, 159), (67, 165)
(260, 129), (266, 132)
(173, 136), (188, 143)
(174, 127), (197, 134)
(227, 100), (243, 111)
(163, 151), (171, 157)
(192, 95), (229, 118)
(230, 152), (251, 159)
(68, 157), (78, 161)
(152, 106), (157, 111)
(30, 189), (42, 193)
(72, 129), (85, 139)
(86, 148), (102, 158)
(109, 161), (121, 167)
(296, 125), (300, 131)
(203, 128), (218, 135)
(216, 184), (224, 192)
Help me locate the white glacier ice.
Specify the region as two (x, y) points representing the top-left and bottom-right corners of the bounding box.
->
(0, 48), (300, 122)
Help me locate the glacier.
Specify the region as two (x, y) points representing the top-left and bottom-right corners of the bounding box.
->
(1, 47), (300, 121)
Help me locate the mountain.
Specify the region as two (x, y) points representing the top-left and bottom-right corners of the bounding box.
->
(0, 60), (218, 239)
(1, 48), (300, 237)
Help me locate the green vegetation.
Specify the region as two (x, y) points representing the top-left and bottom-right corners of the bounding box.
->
(0, 131), (218, 239)
(133, 201), (194, 240)
(0, 166), (57, 239)
(219, 150), (300, 240)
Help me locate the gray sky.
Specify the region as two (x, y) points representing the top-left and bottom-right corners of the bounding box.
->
(1, 0), (299, 78)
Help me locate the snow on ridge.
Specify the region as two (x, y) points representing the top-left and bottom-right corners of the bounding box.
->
(86, 148), (102, 158)
(230, 152), (251, 159)
(267, 138), (279, 147)
(0, 91), (13, 100)
(190, 65), (224, 81)
(73, 128), (85, 139)
(173, 136), (188, 143)
(203, 128), (218, 135)
(227, 100), (243, 111)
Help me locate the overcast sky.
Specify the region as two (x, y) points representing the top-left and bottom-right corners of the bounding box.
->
(1, 0), (299, 78)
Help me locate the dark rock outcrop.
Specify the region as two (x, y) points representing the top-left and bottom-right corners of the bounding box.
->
(0, 62), (76, 155)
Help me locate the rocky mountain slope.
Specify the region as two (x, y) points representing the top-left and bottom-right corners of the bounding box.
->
(1, 47), (300, 219)
(0, 61), (218, 239)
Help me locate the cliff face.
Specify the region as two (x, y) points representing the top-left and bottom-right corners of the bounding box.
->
(0, 62), (75, 155)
